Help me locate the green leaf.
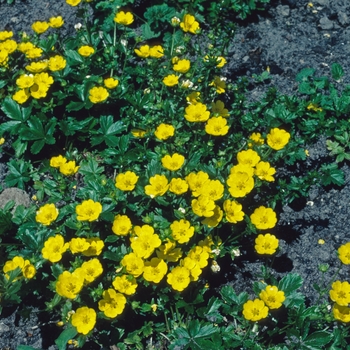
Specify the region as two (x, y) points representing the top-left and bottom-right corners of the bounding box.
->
(66, 101), (87, 112)
(296, 68), (315, 82)
(17, 346), (40, 350)
(331, 63), (344, 81)
(55, 326), (78, 350)
(64, 49), (84, 64)
(303, 330), (333, 347)
(278, 273), (303, 296)
(5, 159), (31, 189)
(12, 139), (28, 157)
(79, 157), (105, 180)
(1, 97), (22, 120)
(320, 163), (345, 186)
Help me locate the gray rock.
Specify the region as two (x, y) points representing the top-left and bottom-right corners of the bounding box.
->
(338, 11), (349, 26)
(314, 0), (329, 5)
(319, 16), (334, 30)
(276, 5), (290, 17)
(0, 188), (31, 210)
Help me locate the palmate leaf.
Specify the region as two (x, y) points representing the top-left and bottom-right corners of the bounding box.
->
(90, 115), (126, 147)
(19, 116), (57, 154)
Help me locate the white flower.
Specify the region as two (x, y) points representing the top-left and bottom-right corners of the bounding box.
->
(74, 23), (83, 30)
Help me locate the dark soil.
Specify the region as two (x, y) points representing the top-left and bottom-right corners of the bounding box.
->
(0, 0), (350, 348)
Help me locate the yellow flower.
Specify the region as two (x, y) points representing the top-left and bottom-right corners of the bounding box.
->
(114, 11), (134, 25)
(82, 238), (104, 256)
(171, 219), (195, 244)
(205, 117), (229, 136)
(12, 89), (30, 104)
(76, 199), (102, 222)
(163, 74), (179, 87)
(267, 128), (291, 150)
(154, 123), (175, 140)
(0, 31), (13, 41)
(112, 214), (132, 236)
(134, 45), (150, 58)
(3, 256), (35, 279)
(330, 281), (350, 306)
(259, 285), (285, 309)
(307, 103), (322, 112)
(333, 303), (350, 323)
(186, 91), (201, 104)
(69, 237), (90, 254)
(223, 199), (245, 223)
(115, 171), (139, 191)
(149, 45), (164, 58)
(255, 161), (276, 182)
(59, 160), (79, 176)
(98, 289), (127, 318)
(66, 0), (81, 6)
(131, 128), (147, 138)
(121, 252), (144, 277)
(184, 102), (210, 122)
(31, 21), (49, 34)
(180, 14), (200, 34)
(0, 39), (17, 54)
(242, 299), (269, 321)
(25, 61), (48, 73)
(169, 178), (188, 195)
(201, 205), (223, 228)
(249, 132), (264, 145)
(56, 270), (84, 299)
(78, 45), (95, 57)
(209, 76), (226, 94)
(50, 155), (67, 168)
(18, 41), (35, 53)
(131, 226), (161, 259)
(211, 100), (229, 117)
(42, 234), (69, 263)
(16, 74), (34, 89)
(188, 246), (209, 269)
(181, 257), (202, 281)
(104, 77), (119, 89)
(89, 86), (109, 103)
(338, 242), (350, 264)
(191, 195), (216, 217)
(186, 171), (209, 197)
(161, 153), (185, 171)
(36, 203), (59, 226)
(226, 172), (254, 198)
(34, 72), (54, 86)
(156, 239), (183, 262)
(167, 266), (191, 291)
(237, 149), (261, 167)
(81, 258), (103, 283)
(255, 234), (279, 255)
(0, 137), (5, 146)
(26, 47), (43, 60)
(49, 16), (64, 28)
(216, 56), (227, 68)
(173, 59), (191, 73)
(250, 206), (277, 230)
(143, 258), (168, 283)
(112, 275), (137, 295)
(30, 83), (49, 99)
(48, 55), (67, 71)
(144, 174), (169, 198)
(200, 179), (224, 201)
(71, 307), (96, 335)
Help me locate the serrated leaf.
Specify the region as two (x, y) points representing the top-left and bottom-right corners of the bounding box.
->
(1, 97), (22, 121)
(331, 63), (344, 81)
(278, 273), (303, 296)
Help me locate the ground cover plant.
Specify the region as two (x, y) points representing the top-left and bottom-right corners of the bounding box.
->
(0, 0), (350, 349)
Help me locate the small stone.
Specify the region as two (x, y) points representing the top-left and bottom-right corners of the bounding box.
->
(338, 12), (349, 26)
(0, 188), (31, 210)
(314, 0), (329, 5)
(276, 5), (290, 17)
(319, 16), (334, 30)
(0, 323), (10, 333)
